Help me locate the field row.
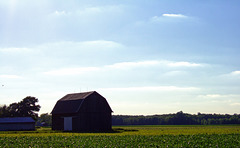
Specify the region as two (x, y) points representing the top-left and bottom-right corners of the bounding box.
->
(0, 134), (239, 147)
(1, 125), (240, 137)
(0, 125), (239, 147)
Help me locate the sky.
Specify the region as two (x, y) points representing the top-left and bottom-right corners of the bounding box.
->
(0, 0), (240, 115)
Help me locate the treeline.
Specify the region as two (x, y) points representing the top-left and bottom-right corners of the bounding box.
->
(112, 111), (240, 125)
(36, 111), (240, 126)
(36, 113), (52, 126)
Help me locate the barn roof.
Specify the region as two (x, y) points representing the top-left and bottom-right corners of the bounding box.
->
(0, 117), (35, 123)
(51, 91), (112, 114)
(59, 91), (94, 101)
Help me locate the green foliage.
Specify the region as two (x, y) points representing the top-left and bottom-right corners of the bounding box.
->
(112, 111), (240, 125)
(0, 134), (239, 147)
(37, 113), (52, 126)
(36, 111), (240, 126)
(0, 96), (40, 120)
(0, 125), (239, 147)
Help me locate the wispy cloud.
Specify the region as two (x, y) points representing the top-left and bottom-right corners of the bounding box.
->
(162, 13), (187, 18)
(43, 61), (157, 76)
(80, 40), (123, 49)
(163, 71), (187, 76)
(230, 103), (240, 106)
(198, 94), (240, 99)
(167, 61), (203, 67)
(230, 71), (240, 76)
(220, 70), (240, 78)
(0, 47), (33, 53)
(99, 86), (199, 92)
(0, 74), (22, 79)
(107, 60), (203, 69)
(43, 67), (100, 76)
(150, 13), (189, 23)
(106, 61), (160, 69)
(43, 60), (204, 76)
(50, 5), (124, 17)
(54, 10), (68, 16)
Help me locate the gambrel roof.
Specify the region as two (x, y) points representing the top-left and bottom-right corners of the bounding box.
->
(51, 91), (112, 114)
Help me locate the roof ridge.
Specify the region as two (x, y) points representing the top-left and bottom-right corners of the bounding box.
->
(68, 91), (95, 95)
(59, 91), (96, 101)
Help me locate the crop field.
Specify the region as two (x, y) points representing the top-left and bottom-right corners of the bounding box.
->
(0, 125), (239, 147)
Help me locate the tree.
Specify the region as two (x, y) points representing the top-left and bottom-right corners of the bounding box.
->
(0, 96), (41, 120)
(17, 96), (41, 120)
(0, 105), (10, 117)
(37, 113), (52, 126)
(8, 102), (20, 117)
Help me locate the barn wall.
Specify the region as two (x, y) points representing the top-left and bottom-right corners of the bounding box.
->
(74, 93), (112, 131)
(79, 93), (112, 113)
(72, 114), (85, 131)
(52, 91), (112, 132)
(72, 112), (112, 131)
(52, 115), (64, 130)
(0, 123), (35, 131)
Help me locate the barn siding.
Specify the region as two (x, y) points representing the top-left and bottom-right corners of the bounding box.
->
(72, 112), (112, 131)
(52, 115), (64, 130)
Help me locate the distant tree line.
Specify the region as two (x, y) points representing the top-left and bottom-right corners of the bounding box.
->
(37, 111), (240, 127)
(36, 113), (52, 126)
(9, 109), (240, 126)
(0, 96), (40, 120)
(112, 111), (240, 125)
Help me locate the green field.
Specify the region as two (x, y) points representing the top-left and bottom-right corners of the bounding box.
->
(0, 125), (240, 147)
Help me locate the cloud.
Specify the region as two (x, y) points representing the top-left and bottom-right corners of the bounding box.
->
(80, 40), (123, 49)
(0, 74), (22, 79)
(220, 70), (240, 79)
(54, 10), (68, 16)
(198, 94), (240, 100)
(162, 13), (187, 18)
(50, 5), (124, 17)
(0, 47), (33, 54)
(230, 103), (240, 106)
(230, 71), (240, 76)
(163, 71), (187, 76)
(107, 60), (203, 69)
(149, 14), (189, 24)
(203, 94), (225, 98)
(106, 61), (160, 69)
(43, 67), (99, 76)
(99, 86), (199, 92)
(167, 61), (203, 67)
(43, 60), (204, 76)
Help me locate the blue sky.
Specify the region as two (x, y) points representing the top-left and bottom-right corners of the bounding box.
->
(0, 0), (240, 115)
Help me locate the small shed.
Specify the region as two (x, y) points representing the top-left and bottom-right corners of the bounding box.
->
(51, 91), (113, 132)
(0, 117), (35, 131)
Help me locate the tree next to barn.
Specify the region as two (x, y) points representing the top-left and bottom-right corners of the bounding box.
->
(0, 96), (41, 120)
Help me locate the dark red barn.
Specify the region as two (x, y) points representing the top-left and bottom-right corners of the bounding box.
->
(51, 91), (113, 131)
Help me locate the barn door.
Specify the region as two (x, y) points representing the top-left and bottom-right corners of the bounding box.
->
(64, 117), (72, 131)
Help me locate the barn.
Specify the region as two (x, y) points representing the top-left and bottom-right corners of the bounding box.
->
(0, 117), (35, 131)
(51, 91), (113, 132)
